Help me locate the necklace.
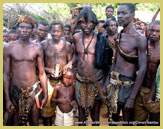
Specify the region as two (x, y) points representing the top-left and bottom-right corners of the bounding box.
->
(82, 32), (95, 60)
(108, 39), (115, 49)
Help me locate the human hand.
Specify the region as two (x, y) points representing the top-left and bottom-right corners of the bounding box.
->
(6, 101), (15, 116)
(40, 97), (48, 109)
(63, 63), (72, 74)
(124, 98), (135, 111)
(71, 100), (77, 108)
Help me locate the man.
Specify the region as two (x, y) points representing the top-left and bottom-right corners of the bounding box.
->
(105, 3), (147, 125)
(41, 20), (73, 126)
(64, 24), (73, 44)
(3, 29), (9, 43)
(103, 16), (118, 62)
(135, 26), (144, 34)
(105, 5), (115, 20)
(33, 21), (49, 44)
(68, 6), (109, 126)
(3, 15), (48, 126)
(140, 22), (147, 35)
(30, 22), (37, 41)
(134, 20), (160, 125)
(97, 20), (106, 34)
(8, 29), (19, 43)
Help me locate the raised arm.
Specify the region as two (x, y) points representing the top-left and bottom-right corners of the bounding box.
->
(152, 8), (160, 22)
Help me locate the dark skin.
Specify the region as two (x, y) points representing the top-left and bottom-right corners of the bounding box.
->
(143, 23), (160, 102)
(51, 71), (77, 113)
(35, 23), (48, 43)
(41, 24), (73, 79)
(8, 33), (19, 42)
(3, 31), (9, 43)
(67, 21), (103, 126)
(106, 8), (114, 19)
(64, 27), (73, 43)
(106, 20), (118, 59)
(3, 22), (48, 126)
(41, 24), (73, 125)
(108, 5), (147, 122)
(97, 22), (106, 34)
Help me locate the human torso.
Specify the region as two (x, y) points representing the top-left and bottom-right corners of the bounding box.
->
(142, 41), (160, 88)
(114, 32), (139, 77)
(74, 32), (98, 77)
(44, 39), (68, 71)
(8, 42), (39, 89)
(57, 84), (74, 113)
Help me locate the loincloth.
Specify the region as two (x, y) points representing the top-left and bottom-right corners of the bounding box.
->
(106, 71), (135, 114)
(55, 106), (74, 126)
(134, 87), (160, 121)
(75, 70), (104, 110)
(41, 77), (61, 117)
(10, 81), (40, 125)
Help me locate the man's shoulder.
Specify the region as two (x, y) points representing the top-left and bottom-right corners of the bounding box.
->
(4, 41), (18, 49)
(73, 32), (82, 38)
(40, 39), (50, 48)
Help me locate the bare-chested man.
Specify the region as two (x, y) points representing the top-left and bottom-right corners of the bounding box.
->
(41, 20), (73, 125)
(33, 21), (49, 44)
(134, 20), (160, 125)
(67, 7), (107, 126)
(3, 15), (48, 126)
(105, 3), (147, 125)
(51, 68), (77, 126)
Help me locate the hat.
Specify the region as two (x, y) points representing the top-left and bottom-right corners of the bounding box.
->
(74, 6), (98, 29)
(17, 15), (35, 28)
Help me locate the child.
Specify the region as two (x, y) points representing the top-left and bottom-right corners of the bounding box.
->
(51, 68), (77, 126)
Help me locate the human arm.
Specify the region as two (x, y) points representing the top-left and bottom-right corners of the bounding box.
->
(3, 45), (14, 115)
(51, 85), (71, 104)
(125, 35), (147, 109)
(152, 8), (160, 22)
(63, 35), (78, 73)
(37, 45), (48, 108)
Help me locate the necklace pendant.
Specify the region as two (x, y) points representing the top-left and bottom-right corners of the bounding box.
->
(84, 49), (88, 54)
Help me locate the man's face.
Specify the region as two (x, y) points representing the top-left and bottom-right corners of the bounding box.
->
(149, 24), (160, 43)
(51, 24), (63, 41)
(64, 27), (71, 37)
(3, 32), (9, 42)
(106, 21), (118, 35)
(9, 33), (19, 42)
(117, 5), (134, 27)
(18, 22), (33, 41)
(97, 23), (106, 33)
(37, 24), (48, 39)
(106, 8), (114, 19)
(81, 21), (95, 35)
(63, 71), (75, 86)
(140, 23), (146, 30)
(72, 9), (79, 17)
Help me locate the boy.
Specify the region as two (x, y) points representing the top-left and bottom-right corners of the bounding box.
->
(51, 68), (77, 126)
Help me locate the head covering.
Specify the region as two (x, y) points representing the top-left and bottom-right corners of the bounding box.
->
(74, 6), (98, 29)
(103, 16), (116, 28)
(17, 15), (35, 28)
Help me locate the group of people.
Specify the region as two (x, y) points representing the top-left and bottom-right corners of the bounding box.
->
(3, 3), (160, 126)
